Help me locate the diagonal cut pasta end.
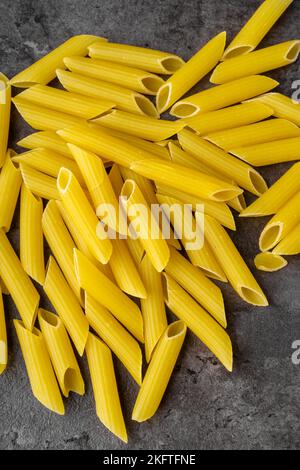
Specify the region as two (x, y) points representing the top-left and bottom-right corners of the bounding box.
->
(259, 222), (283, 252)
(254, 252), (287, 272)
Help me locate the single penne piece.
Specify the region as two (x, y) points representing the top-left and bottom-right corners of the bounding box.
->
(240, 162), (300, 217)
(248, 92), (300, 126)
(139, 255), (167, 362)
(85, 332), (127, 442)
(204, 215), (268, 306)
(74, 249), (144, 342)
(259, 191), (300, 252)
(20, 163), (59, 200)
(57, 167), (112, 264)
(56, 69), (158, 117)
(14, 320), (64, 415)
(170, 75), (279, 118)
(0, 229), (40, 330)
(0, 284), (7, 374)
(132, 321), (186, 422)
(165, 246), (226, 328)
(254, 252), (287, 272)
(20, 185), (45, 285)
(163, 274), (233, 371)
(178, 129), (267, 196)
(272, 223), (300, 255)
(38, 309), (85, 397)
(88, 41), (184, 74)
(231, 136), (300, 166)
(222, 0), (293, 60)
(205, 119), (300, 150)
(10, 35), (104, 87)
(156, 31), (226, 113)
(17, 130), (73, 157)
(85, 293), (142, 385)
(0, 149), (22, 232)
(0, 73), (11, 168)
(44, 256), (89, 356)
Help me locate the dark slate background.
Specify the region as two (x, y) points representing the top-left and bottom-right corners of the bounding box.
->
(0, 0), (300, 450)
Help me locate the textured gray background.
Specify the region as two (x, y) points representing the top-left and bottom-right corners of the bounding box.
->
(0, 0), (300, 450)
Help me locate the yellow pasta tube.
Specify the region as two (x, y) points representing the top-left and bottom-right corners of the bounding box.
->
(249, 92), (300, 126)
(20, 163), (59, 200)
(272, 223), (300, 255)
(204, 215), (268, 306)
(254, 252), (287, 272)
(88, 41), (184, 74)
(0, 229), (40, 330)
(0, 73), (11, 168)
(229, 194), (247, 213)
(44, 256), (89, 356)
(0, 149), (22, 232)
(57, 167), (112, 264)
(139, 255), (167, 362)
(38, 309), (85, 397)
(74, 249), (144, 342)
(85, 332), (127, 442)
(20, 185), (45, 285)
(170, 75), (278, 118)
(14, 320), (64, 415)
(0, 284), (7, 374)
(222, 0), (293, 60)
(132, 321), (186, 422)
(17, 130), (73, 158)
(56, 69), (158, 117)
(85, 293), (142, 385)
(157, 31), (226, 113)
(10, 35), (104, 88)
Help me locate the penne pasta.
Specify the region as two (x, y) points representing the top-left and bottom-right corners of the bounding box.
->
(163, 274), (233, 371)
(85, 293), (142, 385)
(85, 332), (127, 442)
(132, 321), (186, 422)
(0, 229), (40, 330)
(10, 35), (104, 88)
(38, 309), (85, 397)
(229, 194), (247, 213)
(20, 163), (59, 200)
(0, 278), (9, 296)
(20, 185), (45, 285)
(248, 92), (300, 127)
(222, 0), (293, 60)
(0, 284), (7, 374)
(0, 73), (11, 168)
(14, 320), (64, 415)
(74, 249), (144, 343)
(170, 75), (278, 118)
(56, 69), (158, 117)
(88, 41), (185, 74)
(272, 223), (300, 255)
(108, 163), (125, 196)
(156, 31), (226, 113)
(17, 130), (73, 158)
(254, 252), (287, 272)
(0, 149), (22, 232)
(204, 215), (268, 306)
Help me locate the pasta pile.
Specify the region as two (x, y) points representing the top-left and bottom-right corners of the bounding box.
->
(0, 0), (299, 442)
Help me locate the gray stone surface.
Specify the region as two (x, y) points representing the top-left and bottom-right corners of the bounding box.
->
(0, 0), (300, 450)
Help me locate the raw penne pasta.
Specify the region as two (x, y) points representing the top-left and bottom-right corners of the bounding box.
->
(0, 284), (7, 374)
(38, 309), (85, 397)
(132, 321), (186, 422)
(17, 130), (73, 158)
(249, 92), (300, 126)
(125, 238), (145, 266)
(205, 118), (300, 150)
(44, 256), (89, 356)
(20, 163), (59, 200)
(0, 229), (40, 330)
(64, 56), (164, 95)
(93, 110), (184, 141)
(74, 249), (144, 343)
(85, 332), (127, 442)
(88, 41), (184, 74)
(204, 215), (268, 306)
(222, 0), (293, 60)
(0, 278), (8, 296)
(20, 185), (45, 285)
(139, 255), (168, 362)
(108, 163), (125, 196)
(254, 252), (287, 272)
(163, 274), (233, 371)
(0, 149), (22, 232)
(85, 293), (142, 385)
(121, 180), (170, 272)
(165, 246), (226, 328)
(229, 194), (247, 213)
(10, 35), (104, 87)
(14, 320), (64, 415)
(56, 69), (158, 117)
(178, 129), (267, 196)
(57, 167), (112, 264)
(156, 31), (226, 113)
(231, 136), (300, 166)
(272, 223), (300, 255)
(0, 73), (11, 168)
(170, 75), (278, 118)
(240, 162), (300, 217)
